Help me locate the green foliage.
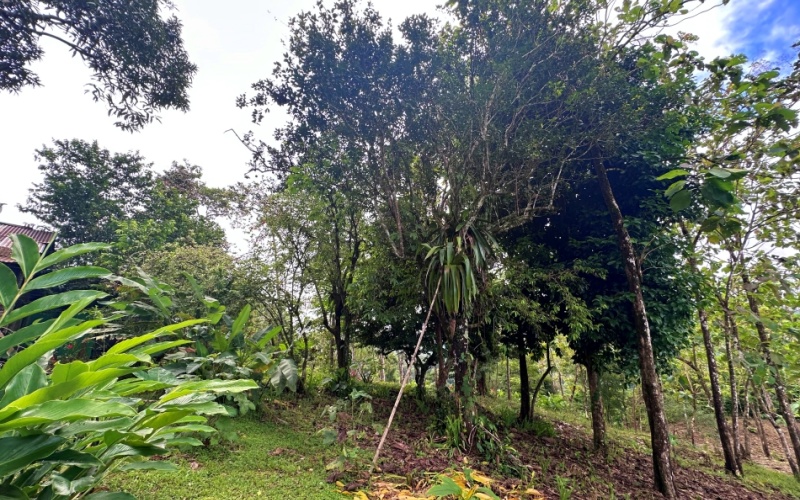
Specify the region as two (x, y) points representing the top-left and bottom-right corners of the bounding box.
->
(0, 236), (258, 499)
(1, 0), (197, 130)
(426, 469), (500, 500)
(20, 142), (225, 266)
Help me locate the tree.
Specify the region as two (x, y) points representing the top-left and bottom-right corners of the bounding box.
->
(20, 139), (155, 247)
(20, 140), (226, 268)
(662, 49), (800, 477)
(1, 0), (196, 130)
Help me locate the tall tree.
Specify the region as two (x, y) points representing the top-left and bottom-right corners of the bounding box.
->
(20, 139), (155, 246)
(1, 0), (196, 130)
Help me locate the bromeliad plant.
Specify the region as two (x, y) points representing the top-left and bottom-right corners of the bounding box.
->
(0, 235), (257, 499)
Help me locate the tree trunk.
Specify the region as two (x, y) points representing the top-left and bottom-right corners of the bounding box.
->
(594, 157), (677, 498)
(518, 329), (531, 422)
(587, 359), (607, 453)
(742, 272), (800, 473)
(752, 388), (771, 459)
(759, 386), (799, 476)
(696, 305), (739, 475)
(531, 345), (553, 419)
(436, 321), (448, 391)
(476, 365), (488, 397)
(742, 378), (752, 461)
(451, 317), (474, 424)
(415, 361), (429, 400)
(724, 302), (747, 465)
(506, 352), (511, 401)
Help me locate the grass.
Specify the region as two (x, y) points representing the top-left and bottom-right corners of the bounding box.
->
(102, 391), (800, 499)
(103, 403), (343, 499)
(741, 463), (800, 498)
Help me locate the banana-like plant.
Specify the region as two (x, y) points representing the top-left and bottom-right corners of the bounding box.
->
(0, 235), (257, 499)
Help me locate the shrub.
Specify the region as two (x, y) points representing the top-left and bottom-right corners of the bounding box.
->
(0, 236), (257, 499)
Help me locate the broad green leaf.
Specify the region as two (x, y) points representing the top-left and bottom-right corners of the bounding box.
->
(0, 290), (107, 328)
(427, 476), (463, 497)
(50, 361), (89, 385)
(159, 379), (258, 404)
(0, 368), (135, 421)
(656, 168), (689, 181)
(0, 485), (29, 499)
(42, 450), (103, 468)
(131, 340), (190, 357)
(0, 263), (18, 309)
(669, 189), (692, 212)
(87, 354), (144, 372)
(106, 319), (207, 355)
(26, 266), (111, 292)
(59, 417), (134, 437)
(0, 320), (56, 354)
(36, 243), (110, 273)
(0, 434), (64, 477)
(0, 399), (136, 431)
(700, 177), (736, 207)
(0, 364), (47, 409)
(707, 167), (731, 179)
(101, 442), (165, 460)
(11, 235), (42, 279)
(664, 180), (686, 199)
(0, 319), (104, 388)
(118, 461), (178, 472)
(255, 326), (282, 349)
(231, 304), (251, 339)
(137, 410), (191, 434)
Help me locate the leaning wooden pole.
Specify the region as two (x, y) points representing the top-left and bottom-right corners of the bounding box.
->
(370, 277), (441, 474)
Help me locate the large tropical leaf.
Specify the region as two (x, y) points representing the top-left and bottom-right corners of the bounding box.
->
(106, 319), (207, 355)
(10, 235), (42, 280)
(0, 364), (47, 409)
(0, 399), (136, 431)
(158, 379), (259, 404)
(35, 243), (111, 273)
(42, 449), (103, 468)
(0, 368), (136, 421)
(0, 434), (65, 477)
(0, 319), (104, 388)
(26, 266), (111, 292)
(0, 320), (56, 356)
(0, 290), (107, 328)
(0, 263), (18, 310)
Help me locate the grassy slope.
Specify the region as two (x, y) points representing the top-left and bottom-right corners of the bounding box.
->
(104, 414), (343, 499)
(104, 389), (800, 499)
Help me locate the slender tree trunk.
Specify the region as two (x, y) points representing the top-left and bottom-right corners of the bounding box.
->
(436, 321), (448, 391)
(517, 329), (531, 422)
(506, 352), (511, 401)
(531, 346), (553, 419)
(742, 272), (800, 473)
(696, 305), (739, 475)
(587, 359), (607, 453)
(752, 388), (771, 459)
(722, 312), (743, 473)
(451, 317), (474, 424)
(594, 157), (677, 498)
(569, 365), (579, 403)
(759, 386), (799, 476)
(742, 379), (752, 461)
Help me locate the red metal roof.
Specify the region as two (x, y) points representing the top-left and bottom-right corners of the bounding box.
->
(0, 222), (56, 263)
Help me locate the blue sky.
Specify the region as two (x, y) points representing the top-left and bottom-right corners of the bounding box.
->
(723, 0), (800, 66)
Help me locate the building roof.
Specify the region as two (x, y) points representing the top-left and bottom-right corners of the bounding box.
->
(0, 222), (56, 263)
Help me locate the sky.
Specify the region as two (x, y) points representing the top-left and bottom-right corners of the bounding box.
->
(0, 0), (797, 252)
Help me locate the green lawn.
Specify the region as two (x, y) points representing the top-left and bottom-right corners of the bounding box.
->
(104, 412), (343, 499)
